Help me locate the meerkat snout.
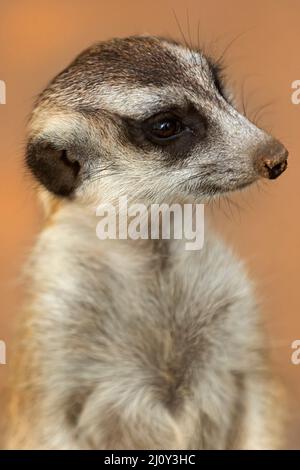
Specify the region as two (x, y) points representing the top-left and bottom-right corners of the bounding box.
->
(254, 139), (288, 180)
(25, 36), (288, 203)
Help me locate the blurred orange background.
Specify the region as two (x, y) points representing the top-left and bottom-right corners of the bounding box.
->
(0, 0), (299, 448)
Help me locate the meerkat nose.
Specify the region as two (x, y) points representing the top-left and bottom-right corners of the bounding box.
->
(255, 140), (288, 180)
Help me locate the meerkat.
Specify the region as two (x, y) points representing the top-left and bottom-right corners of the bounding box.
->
(5, 36), (288, 450)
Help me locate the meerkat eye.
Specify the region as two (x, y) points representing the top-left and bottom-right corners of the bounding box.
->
(151, 118), (182, 139)
(144, 114), (185, 143)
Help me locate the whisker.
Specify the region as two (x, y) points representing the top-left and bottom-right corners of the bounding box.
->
(185, 8), (197, 66)
(215, 27), (254, 67)
(251, 100), (276, 126)
(172, 8), (189, 50)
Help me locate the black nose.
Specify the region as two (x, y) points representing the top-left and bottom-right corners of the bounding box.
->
(255, 140), (288, 180)
(264, 158), (288, 179)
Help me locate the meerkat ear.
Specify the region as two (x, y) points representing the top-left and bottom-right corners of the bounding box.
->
(26, 139), (81, 197)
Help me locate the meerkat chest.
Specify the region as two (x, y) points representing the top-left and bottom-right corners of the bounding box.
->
(29, 221), (259, 451)
(32, 220), (257, 379)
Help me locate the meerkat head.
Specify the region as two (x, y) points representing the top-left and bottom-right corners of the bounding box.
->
(26, 36), (288, 206)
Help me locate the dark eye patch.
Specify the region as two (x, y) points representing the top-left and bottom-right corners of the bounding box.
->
(122, 104), (207, 166)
